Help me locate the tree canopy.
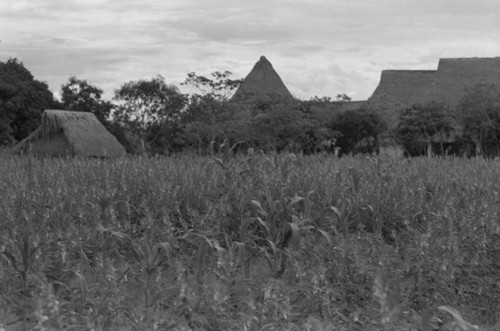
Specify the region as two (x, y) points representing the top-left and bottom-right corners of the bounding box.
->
(0, 58), (58, 145)
(0, 56), (395, 157)
(330, 108), (386, 156)
(396, 102), (453, 156)
(456, 83), (500, 156)
(60, 76), (113, 123)
(182, 71), (243, 101)
(113, 76), (188, 154)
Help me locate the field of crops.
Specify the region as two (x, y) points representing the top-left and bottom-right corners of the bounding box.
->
(0, 152), (499, 330)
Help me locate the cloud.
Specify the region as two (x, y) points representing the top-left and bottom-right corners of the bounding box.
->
(0, 0), (498, 100)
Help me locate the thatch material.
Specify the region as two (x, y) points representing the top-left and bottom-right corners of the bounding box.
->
(365, 57), (500, 138)
(231, 56), (293, 102)
(13, 110), (126, 157)
(367, 57), (500, 111)
(429, 57), (500, 107)
(367, 70), (437, 110)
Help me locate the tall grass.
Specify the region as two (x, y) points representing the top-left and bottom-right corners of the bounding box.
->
(0, 152), (499, 330)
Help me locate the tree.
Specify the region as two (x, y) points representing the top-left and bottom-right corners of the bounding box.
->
(330, 108), (386, 156)
(60, 77), (135, 153)
(60, 77), (113, 123)
(396, 102), (452, 156)
(113, 76), (188, 154)
(182, 71), (243, 101)
(243, 98), (335, 154)
(456, 83), (500, 156)
(331, 108), (387, 155)
(0, 58), (58, 145)
(250, 100), (305, 152)
(181, 95), (237, 154)
(180, 71), (243, 154)
(335, 93), (352, 102)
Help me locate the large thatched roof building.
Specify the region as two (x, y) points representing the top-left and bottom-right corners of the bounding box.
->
(13, 110), (126, 157)
(367, 57), (500, 114)
(231, 56), (293, 102)
(429, 57), (500, 107)
(367, 70), (437, 109)
(365, 57), (500, 155)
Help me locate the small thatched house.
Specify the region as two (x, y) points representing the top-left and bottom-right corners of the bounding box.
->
(231, 56), (293, 102)
(13, 110), (126, 157)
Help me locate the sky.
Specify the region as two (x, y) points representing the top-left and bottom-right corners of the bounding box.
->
(0, 0), (499, 101)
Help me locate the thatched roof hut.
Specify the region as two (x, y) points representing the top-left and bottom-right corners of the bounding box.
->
(13, 110), (126, 157)
(231, 56), (293, 102)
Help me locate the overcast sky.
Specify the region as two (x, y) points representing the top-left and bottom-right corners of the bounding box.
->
(0, 0), (499, 101)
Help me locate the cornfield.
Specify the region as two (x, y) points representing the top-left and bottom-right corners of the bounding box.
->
(0, 152), (499, 330)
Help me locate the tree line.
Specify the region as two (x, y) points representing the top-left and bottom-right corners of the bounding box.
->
(0, 58), (385, 156)
(1, 57), (499, 157)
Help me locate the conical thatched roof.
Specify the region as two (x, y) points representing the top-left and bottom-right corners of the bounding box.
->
(13, 110), (126, 157)
(231, 56), (293, 102)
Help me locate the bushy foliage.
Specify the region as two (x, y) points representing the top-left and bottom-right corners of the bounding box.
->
(60, 76), (114, 124)
(113, 76), (188, 154)
(330, 108), (386, 156)
(179, 78), (346, 155)
(180, 94), (237, 154)
(0, 58), (59, 145)
(396, 102), (453, 156)
(456, 83), (500, 156)
(247, 98), (324, 153)
(182, 71), (243, 101)
(1, 154), (499, 330)
(175, 71), (243, 155)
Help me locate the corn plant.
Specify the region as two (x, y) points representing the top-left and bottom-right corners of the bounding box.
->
(1, 152), (500, 329)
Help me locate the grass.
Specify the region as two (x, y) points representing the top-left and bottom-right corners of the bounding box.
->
(0, 152), (499, 330)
